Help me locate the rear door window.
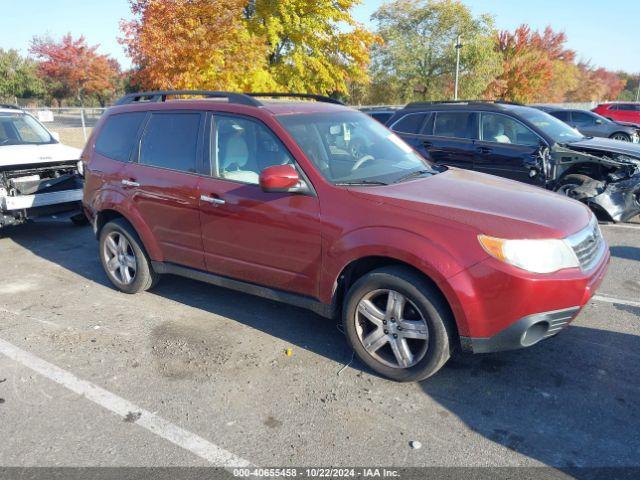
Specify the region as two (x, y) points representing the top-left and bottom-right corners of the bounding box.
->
(391, 113), (427, 134)
(480, 113), (539, 146)
(551, 111), (570, 122)
(571, 111), (595, 126)
(433, 112), (475, 139)
(95, 112), (147, 162)
(139, 113), (202, 173)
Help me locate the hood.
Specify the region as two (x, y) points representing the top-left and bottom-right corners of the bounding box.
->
(564, 137), (640, 159)
(348, 168), (592, 239)
(0, 143), (81, 168)
(613, 121), (640, 130)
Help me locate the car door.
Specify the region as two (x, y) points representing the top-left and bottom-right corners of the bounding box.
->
(123, 111), (206, 270)
(570, 111), (600, 137)
(397, 111), (477, 169)
(473, 112), (544, 184)
(197, 113), (322, 297)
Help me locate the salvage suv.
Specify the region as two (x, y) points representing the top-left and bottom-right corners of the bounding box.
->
(0, 104), (85, 229)
(82, 91), (609, 382)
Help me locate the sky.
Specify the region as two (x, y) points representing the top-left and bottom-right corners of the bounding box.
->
(1, 0), (639, 73)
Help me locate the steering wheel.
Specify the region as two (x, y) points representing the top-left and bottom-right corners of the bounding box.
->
(351, 155), (375, 172)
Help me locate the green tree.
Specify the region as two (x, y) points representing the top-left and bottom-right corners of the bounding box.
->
(245, 0), (380, 96)
(367, 0), (500, 104)
(0, 49), (44, 101)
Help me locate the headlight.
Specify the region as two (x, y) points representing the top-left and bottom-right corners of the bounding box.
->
(478, 234), (579, 274)
(77, 160), (84, 177)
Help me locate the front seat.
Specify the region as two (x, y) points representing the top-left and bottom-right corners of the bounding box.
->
(492, 123), (511, 144)
(220, 134), (259, 184)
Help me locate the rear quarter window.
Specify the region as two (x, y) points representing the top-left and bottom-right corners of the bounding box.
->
(95, 112), (147, 162)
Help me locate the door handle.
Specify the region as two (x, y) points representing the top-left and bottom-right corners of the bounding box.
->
(476, 147), (492, 154)
(121, 179), (140, 187)
(200, 195), (225, 205)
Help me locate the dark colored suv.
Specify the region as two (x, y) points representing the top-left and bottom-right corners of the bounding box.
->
(386, 101), (640, 222)
(82, 91), (609, 382)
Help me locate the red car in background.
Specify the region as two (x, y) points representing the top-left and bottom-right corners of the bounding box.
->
(593, 103), (640, 127)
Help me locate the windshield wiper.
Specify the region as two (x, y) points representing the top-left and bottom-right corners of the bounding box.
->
(335, 180), (388, 186)
(393, 169), (433, 184)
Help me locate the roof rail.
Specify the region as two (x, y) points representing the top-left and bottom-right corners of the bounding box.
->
(247, 93), (344, 105)
(114, 90), (262, 107)
(405, 99), (523, 108)
(0, 103), (22, 110)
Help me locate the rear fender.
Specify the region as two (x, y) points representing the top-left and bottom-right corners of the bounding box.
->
(91, 189), (163, 261)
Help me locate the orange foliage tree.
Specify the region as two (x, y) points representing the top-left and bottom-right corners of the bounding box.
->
(120, 0), (273, 91)
(30, 34), (120, 105)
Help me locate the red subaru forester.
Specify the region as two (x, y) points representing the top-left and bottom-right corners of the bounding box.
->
(82, 91), (609, 382)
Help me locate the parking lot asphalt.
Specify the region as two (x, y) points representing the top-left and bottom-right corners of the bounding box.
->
(0, 218), (638, 469)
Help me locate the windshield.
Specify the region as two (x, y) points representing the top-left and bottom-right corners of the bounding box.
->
(0, 113), (54, 146)
(515, 107), (584, 144)
(277, 111), (438, 185)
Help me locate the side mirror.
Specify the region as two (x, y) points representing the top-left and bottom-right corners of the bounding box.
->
(259, 165), (306, 193)
(50, 131), (61, 142)
(595, 119), (603, 125)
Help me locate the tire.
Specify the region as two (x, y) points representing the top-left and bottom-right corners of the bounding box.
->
(70, 212), (89, 226)
(555, 174), (594, 197)
(610, 132), (631, 142)
(99, 218), (159, 294)
(342, 266), (455, 382)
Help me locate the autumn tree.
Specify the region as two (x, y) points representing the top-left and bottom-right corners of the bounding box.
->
(30, 34), (120, 106)
(566, 63), (626, 102)
(0, 49), (44, 100)
(120, 0), (272, 91)
(244, 0), (379, 96)
(367, 0), (500, 104)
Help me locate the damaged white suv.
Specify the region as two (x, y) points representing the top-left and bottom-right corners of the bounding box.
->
(0, 105), (85, 229)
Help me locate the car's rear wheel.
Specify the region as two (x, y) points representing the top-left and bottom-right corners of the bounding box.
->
(99, 218), (159, 294)
(610, 132), (631, 142)
(343, 266), (454, 382)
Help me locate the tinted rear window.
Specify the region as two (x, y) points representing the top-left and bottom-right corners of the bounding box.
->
(391, 113), (427, 134)
(139, 113), (201, 173)
(95, 112), (146, 162)
(433, 112), (474, 139)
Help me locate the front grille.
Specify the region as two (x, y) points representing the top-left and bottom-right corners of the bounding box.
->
(566, 217), (606, 272)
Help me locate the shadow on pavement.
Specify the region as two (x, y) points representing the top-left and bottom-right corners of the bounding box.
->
(609, 245), (640, 262)
(422, 326), (640, 468)
(8, 219), (640, 468)
(6, 218), (353, 367)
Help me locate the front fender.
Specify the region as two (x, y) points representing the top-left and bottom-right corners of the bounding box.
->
(320, 226), (487, 332)
(90, 188), (164, 261)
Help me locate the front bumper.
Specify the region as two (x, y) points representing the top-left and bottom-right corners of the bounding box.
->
(449, 244), (610, 354)
(1, 188), (83, 211)
(460, 306), (579, 353)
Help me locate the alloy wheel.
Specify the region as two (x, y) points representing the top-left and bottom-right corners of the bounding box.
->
(355, 289), (429, 369)
(611, 134), (630, 141)
(103, 231), (137, 286)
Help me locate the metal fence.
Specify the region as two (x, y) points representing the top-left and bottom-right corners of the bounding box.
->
(22, 107), (106, 149)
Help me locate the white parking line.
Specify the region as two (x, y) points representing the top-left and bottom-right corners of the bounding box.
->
(593, 294), (640, 308)
(0, 337), (252, 467)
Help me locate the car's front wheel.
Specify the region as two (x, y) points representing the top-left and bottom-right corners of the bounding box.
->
(343, 266), (455, 382)
(610, 132), (631, 142)
(99, 218), (159, 294)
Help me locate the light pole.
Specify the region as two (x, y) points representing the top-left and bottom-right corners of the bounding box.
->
(454, 35), (463, 101)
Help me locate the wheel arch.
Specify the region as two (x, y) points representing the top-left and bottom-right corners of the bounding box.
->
(94, 205), (163, 261)
(331, 255), (460, 343)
